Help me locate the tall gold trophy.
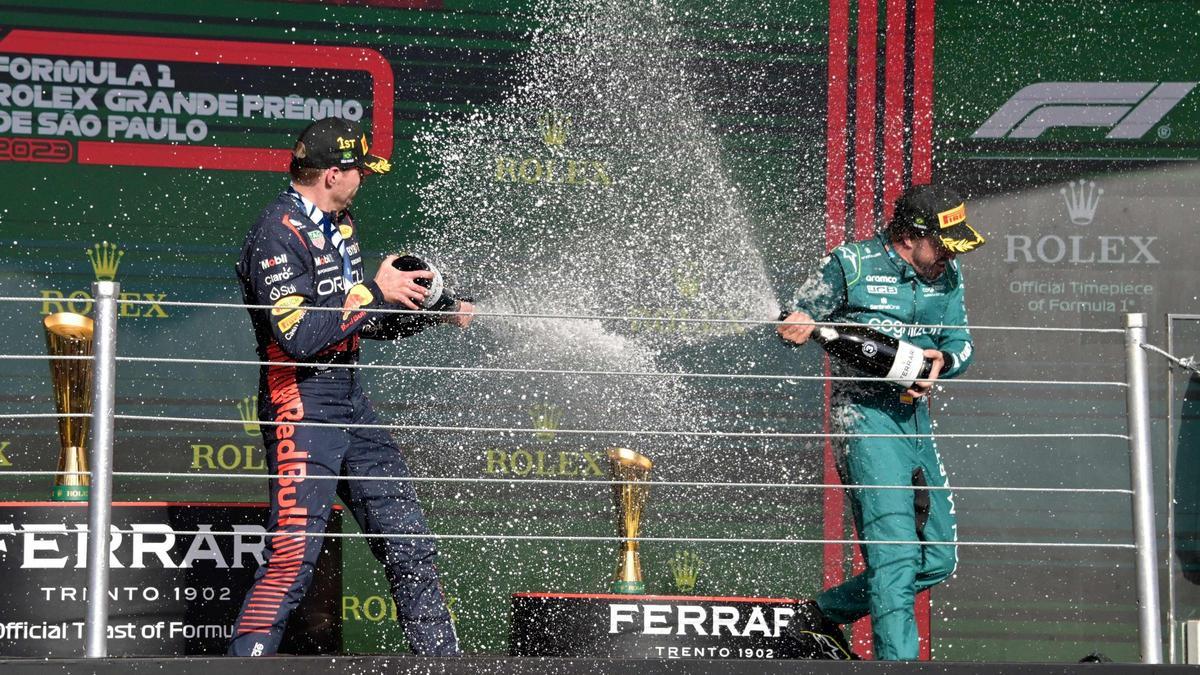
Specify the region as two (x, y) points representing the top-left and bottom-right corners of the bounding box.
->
(43, 313), (94, 501)
(609, 447), (652, 594)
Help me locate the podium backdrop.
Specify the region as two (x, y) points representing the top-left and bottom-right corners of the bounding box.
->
(0, 0), (1198, 662)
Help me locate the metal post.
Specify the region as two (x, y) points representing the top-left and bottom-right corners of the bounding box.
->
(85, 281), (118, 658)
(1125, 312), (1163, 663)
(1168, 315), (1178, 663)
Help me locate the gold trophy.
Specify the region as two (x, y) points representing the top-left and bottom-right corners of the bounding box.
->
(609, 447), (652, 594)
(43, 312), (94, 501)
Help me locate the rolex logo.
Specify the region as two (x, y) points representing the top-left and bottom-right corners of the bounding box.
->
(669, 550), (701, 593)
(529, 403), (564, 442)
(86, 241), (125, 281)
(673, 263), (701, 300)
(236, 395), (260, 437)
(539, 111), (570, 148)
(1060, 179), (1103, 226)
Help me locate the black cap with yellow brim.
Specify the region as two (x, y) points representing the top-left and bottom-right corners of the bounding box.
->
(891, 183), (985, 253)
(290, 117), (392, 176)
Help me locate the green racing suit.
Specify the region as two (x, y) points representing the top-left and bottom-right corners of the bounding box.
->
(790, 232), (974, 660)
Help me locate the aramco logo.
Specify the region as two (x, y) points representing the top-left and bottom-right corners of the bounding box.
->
(40, 240), (170, 317)
(494, 111), (612, 187)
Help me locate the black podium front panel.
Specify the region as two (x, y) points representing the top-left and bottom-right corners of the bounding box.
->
(0, 502), (341, 656)
(511, 592), (842, 659)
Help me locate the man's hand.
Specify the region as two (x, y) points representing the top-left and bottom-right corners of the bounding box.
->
(375, 254), (431, 309)
(906, 349), (945, 399)
(777, 311), (816, 345)
(444, 300), (475, 329)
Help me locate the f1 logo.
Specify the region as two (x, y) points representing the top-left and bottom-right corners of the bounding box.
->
(972, 82), (1196, 139)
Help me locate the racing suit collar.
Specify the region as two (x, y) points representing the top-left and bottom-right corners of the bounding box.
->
(287, 185), (334, 228)
(878, 232), (919, 283)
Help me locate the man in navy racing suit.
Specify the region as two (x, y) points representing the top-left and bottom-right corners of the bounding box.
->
(228, 117), (474, 657)
(778, 184), (984, 660)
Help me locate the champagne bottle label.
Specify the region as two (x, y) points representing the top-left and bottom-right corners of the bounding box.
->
(885, 339), (926, 387)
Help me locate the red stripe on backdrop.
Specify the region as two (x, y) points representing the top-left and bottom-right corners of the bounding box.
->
(77, 143), (291, 172)
(911, 0), (935, 185)
(825, 0), (851, 250)
(850, 0), (880, 658)
(820, 368), (842, 588)
(822, 0), (851, 595)
(918, 588), (932, 659)
(853, 0), (878, 240)
(850, 547), (871, 657)
(288, 0), (443, 7)
(881, 0), (908, 220)
(914, 2), (936, 658)
(822, 0), (937, 660)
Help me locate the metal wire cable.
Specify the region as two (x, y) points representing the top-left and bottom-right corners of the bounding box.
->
(0, 296), (1140, 567)
(1141, 341), (1200, 376)
(0, 471), (90, 477)
(103, 470), (1133, 495)
(0, 526), (1134, 550)
(0, 354), (93, 361)
(0, 413), (91, 420)
(0, 295), (1127, 334)
(111, 413), (1130, 441)
(98, 354), (1125, 388)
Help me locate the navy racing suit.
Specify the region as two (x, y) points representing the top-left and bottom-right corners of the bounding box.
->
(228, 188), (458, 657)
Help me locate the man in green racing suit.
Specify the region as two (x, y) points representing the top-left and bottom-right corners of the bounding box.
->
(778, 184), (985, 660)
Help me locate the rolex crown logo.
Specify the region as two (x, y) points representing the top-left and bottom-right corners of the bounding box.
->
(539, 111), (570, 148)
(674, 263), (702, 301)
(86, 241), (124, 281)
(529, 403), (564, 442)
(669, 550), (701, 593)
(236, 395), (260, 437)
(1060, 178), (1103, 226)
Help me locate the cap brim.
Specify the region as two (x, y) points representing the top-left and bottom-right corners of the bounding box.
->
(360, 154), (392, 175)
(938, 222), (985, 253)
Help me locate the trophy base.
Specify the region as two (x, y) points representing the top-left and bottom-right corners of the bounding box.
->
(610, 579), (645, 594)
(52, 485), (89, 502)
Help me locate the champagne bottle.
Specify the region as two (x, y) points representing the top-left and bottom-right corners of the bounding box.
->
(812, 324), (931, 387)
(779, 312), (931, 387)
(390, 254), (462, 312)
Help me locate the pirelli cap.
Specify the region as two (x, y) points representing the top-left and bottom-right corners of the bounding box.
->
(891, 184), (985, 253)
(290, 117), (392, 175)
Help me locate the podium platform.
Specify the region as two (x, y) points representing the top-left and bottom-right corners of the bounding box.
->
(509, 591), (847, 660)
(0, 501), (341, 656)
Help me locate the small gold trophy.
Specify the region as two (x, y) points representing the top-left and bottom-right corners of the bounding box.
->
(609, 447), (652, 594)
(43, 313), (94, 501)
